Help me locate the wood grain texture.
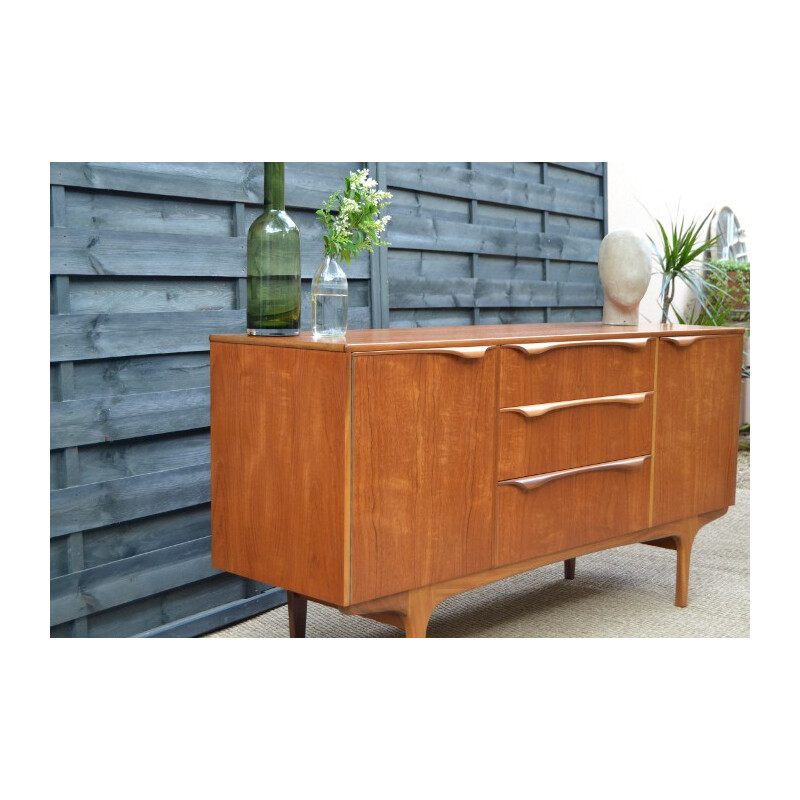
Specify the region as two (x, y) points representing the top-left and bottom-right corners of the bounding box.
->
(499, 337), (655, 406)
(51, 310), (244, 362)
(66, 353), (211, 399)
(210, 323), (735, 354)
(51, 162), (363, 208)
(68, 573), (251, 638)
(50, 387), (210, 448)
(498, 393), (653, 479)
(341, 506), (724, 636)
(385, 162), (604, 218)
(207, 323), (741, 636)
(388, 276), (596, 309)
(350, 349), (498, 603)
(51, 226), (371, 279)
(50, 536), (218, 626)
(78, 507), (212, 573)
(652, 333), (743, 526)
(387, 213), (600, 261)
(51, 463), (210, 537)
(210, 343), (348, 605)
(496, 455), (651, 565)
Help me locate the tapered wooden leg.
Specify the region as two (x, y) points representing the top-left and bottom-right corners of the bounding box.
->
(287, 591), (308, 638)
(564, 558), (576, 580)
(402, 591), (436, 638)
(342, 587), (439, 638)
(674, 530), (698, 608)
(643, 513), (719, 608)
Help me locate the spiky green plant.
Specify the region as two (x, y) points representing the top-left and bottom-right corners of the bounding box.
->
(649, 210), (722, 323)
(675, 259), (750, 327)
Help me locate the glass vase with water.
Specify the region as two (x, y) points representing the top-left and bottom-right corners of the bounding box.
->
(311, 255), (348, 338)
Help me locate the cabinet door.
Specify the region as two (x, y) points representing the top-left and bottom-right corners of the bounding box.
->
(652, 333), (742, 526)
(210, 344), (349, 606)
(351, 348), (497, 603)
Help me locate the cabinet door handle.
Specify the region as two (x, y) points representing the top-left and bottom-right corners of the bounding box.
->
(506, 338), (650, 356)
(499, 455), (651, 491)
(501, 392), (650, 419)
(362, 346), (492, 359)
(662, 335), (714, 348)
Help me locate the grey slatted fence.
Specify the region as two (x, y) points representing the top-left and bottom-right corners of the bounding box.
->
(50, 162), (607, 637)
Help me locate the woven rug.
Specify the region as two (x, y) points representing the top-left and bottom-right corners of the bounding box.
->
(206, 452), (750, 638)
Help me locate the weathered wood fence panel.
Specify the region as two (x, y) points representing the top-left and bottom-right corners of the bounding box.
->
(50, 162), (607, 637)
(382, 161), (605, 328)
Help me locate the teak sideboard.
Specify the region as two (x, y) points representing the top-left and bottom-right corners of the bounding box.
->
(209, 323), (743, 637)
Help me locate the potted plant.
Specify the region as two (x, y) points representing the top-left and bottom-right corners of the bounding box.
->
(649, 209), (722, 323)
(312, 169), (392, 338)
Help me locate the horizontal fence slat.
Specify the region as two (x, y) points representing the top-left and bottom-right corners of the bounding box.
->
(66, 353), (210, 400)
(50, 310), (243, 362)
(549, 162), (605, 175)
(387, 214), (601, 261)
(51, 463), (210, 537)
(558, 282), (603, 306)
(51, 162), (363, 208)
(51, 162), (262, 203)
(81, 573), (247, 638)
(51, 227), (243, 277)
(51, 387), (210, 449)
(51, 227), (371, 279)
(390, 277), (569, 309)
(51, 305), (372, 364)
(137, 588), (287, 637)
(50, 536), (217, 626)
(78, 506), (211, 574)
(385, 163), (604, 219)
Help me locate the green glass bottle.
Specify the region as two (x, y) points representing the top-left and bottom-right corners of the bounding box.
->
(246, 162), (301, 336)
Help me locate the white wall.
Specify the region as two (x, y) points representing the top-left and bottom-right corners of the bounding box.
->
(607, 160), (753, 324)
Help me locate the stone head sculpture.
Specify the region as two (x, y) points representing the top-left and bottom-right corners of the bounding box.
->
(598, 229), (652, 325)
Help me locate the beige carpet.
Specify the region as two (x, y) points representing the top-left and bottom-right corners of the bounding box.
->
(207, 452), (750, 638)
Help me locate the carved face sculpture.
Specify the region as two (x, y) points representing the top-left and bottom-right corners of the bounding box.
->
(598, 229), (652, 322)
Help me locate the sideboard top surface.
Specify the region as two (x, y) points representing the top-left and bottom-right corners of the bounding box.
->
(210, 322), (745, 353)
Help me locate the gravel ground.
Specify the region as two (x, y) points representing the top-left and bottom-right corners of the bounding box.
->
(737, 449), (750, 490)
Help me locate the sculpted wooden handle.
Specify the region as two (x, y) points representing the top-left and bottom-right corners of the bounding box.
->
(501, 392), (650, 419)
(370, 346), (492, 359)
(506, 338), (650, 356)
(499, 455), (651, 491)
(662, 335), (712, 348)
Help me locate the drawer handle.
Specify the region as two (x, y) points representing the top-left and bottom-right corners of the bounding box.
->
(663, 335), (714, 348)
(358, 346), (492, 360)
(506, 338), (650, 356)
(499, 455), (651, 491)
(501, 392), (650, 419)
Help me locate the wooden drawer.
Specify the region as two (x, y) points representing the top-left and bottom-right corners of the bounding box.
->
(499, 338), (655, 407)
(496, 455), (651, 565)
(498, 392), (653, 480)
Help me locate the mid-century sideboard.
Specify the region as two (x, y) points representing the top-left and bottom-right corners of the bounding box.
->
(209, 323), (743, 637)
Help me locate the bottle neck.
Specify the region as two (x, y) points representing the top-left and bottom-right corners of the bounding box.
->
(264, 162), (285, 210)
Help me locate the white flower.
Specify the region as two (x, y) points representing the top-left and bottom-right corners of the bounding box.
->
(340, 197), (359, 215)
(349, 169), (378, 190)
(334, 214), (352, 236)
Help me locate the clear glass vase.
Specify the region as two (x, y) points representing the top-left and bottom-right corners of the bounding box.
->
(311, 255), (348, 338)
(246, 162), (301, 336)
